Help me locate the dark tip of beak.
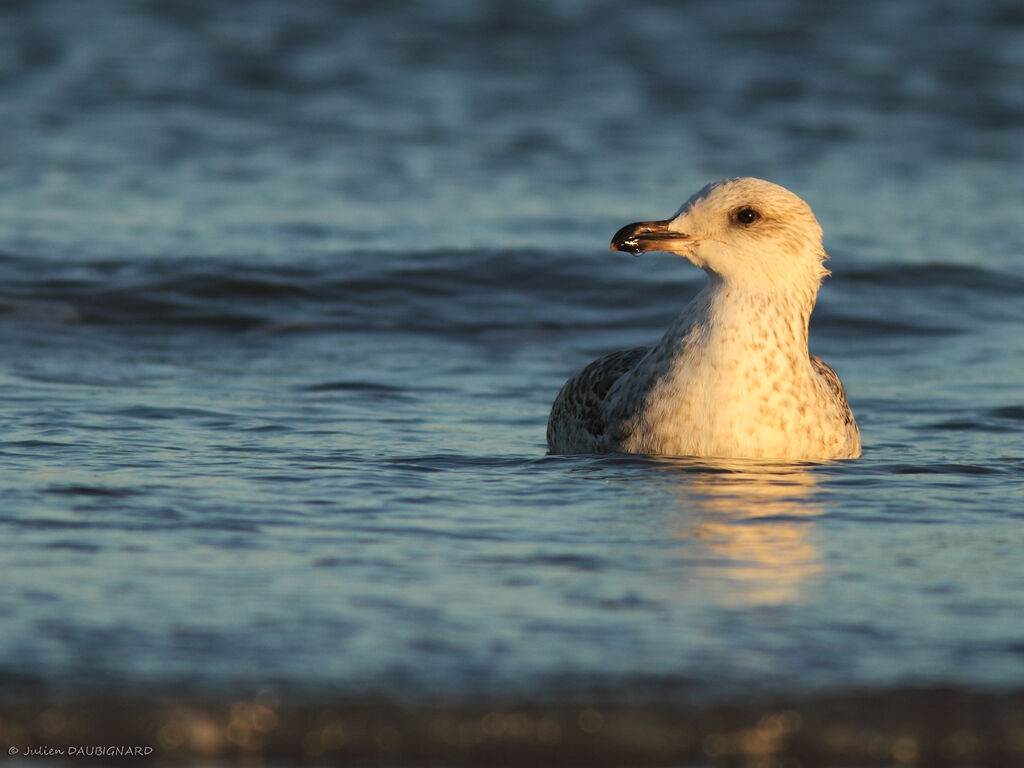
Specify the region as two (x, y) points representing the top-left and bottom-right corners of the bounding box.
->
(610, 222), (648, 255)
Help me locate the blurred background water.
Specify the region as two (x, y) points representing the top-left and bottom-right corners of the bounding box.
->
(1, 0), (1023, 764)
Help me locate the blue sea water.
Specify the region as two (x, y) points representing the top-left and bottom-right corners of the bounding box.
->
(1, 0), (1024, 763)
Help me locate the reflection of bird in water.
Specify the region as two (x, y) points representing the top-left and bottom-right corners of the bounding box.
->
(656, 459), (824, 606)
(548, 178), (860, 461)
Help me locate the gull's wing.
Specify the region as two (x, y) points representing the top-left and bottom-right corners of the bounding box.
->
(547, 346), (650, 452)
(810, 354), (855, 426)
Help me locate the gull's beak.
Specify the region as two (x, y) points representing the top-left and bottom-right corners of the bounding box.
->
(610, 219), (698, 256)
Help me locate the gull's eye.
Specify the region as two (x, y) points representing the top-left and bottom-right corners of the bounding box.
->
(735, 207), (760, 225)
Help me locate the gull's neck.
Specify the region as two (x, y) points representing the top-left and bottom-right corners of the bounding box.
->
(665, 274), (817, 357)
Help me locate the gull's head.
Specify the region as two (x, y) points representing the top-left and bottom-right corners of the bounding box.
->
(611, 178), (829, 293)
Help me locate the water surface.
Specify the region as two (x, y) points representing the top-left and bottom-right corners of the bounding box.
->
(1, 0), (1023, 764)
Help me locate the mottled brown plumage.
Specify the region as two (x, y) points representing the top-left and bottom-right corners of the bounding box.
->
(547, 346), (649, 451)
(547, 178), (861, 460)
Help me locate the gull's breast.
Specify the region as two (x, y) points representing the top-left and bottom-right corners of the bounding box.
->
(615, 330), (859, 460)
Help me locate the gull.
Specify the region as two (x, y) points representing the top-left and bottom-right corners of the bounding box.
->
(547, 177), (861, 460)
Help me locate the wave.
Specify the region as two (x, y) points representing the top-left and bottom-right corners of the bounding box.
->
(0, 250), (1017, 337)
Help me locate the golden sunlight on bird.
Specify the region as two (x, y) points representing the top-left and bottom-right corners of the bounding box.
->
(547, 178), (860, 461)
